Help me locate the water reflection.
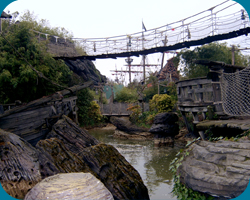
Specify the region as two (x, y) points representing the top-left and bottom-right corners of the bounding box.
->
(88, 128), (185, 200)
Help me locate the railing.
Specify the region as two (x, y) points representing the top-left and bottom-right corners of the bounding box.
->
(99, 102), (149, 116)
(31, 1), (249, 58)
(177, 77), (215, 113)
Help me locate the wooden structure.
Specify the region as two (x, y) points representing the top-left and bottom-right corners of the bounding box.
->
(0, 81), (92, 146)
(99, 103), (149, 117)
(176, 60), (245, 138)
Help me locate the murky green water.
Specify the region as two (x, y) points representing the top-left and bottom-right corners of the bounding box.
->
(88, 128), (185, 200)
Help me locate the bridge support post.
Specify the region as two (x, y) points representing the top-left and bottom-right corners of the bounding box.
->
(181, 111), (192, 134)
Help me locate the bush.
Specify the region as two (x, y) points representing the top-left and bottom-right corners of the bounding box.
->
(150, 94), (174, 113)
(127, 104), (142, 124)
(114, 87), (137, 103)
(77, 88), (103, 127)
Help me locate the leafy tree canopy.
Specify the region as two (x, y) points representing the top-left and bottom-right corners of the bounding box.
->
(173, 42), (250, 79)
(0, 11), (73, 103)
(114, 87), (138, 103)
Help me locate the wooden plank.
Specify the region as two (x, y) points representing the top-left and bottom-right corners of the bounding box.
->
(188, 87), (213, 94)
(176, 78), (212, 87)
(178, 107), (208, 112)
(0, 81), (92, 119)
(212, 83), (222, 102)
(0, 106), (52, 123)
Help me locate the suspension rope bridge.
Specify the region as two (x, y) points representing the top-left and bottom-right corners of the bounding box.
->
(43, 0), (250, 60)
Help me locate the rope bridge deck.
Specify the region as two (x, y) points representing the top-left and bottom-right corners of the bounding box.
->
(30, 0), (250, 60)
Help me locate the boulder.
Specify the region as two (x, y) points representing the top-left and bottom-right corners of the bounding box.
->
(153, 112), (178, 125)
(110, 116), (148, 134)
(149, 112), (179, 146)
(153, 136), (174, 147)
(113, 130), (153, 140)
(0, 129), (42, 199)
(24, 173), (114, 200)
(178, 140), (250, 199)
(46, 115), (100, 153)
(149, 124), (179, 137)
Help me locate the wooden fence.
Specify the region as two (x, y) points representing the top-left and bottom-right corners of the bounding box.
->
(99, 102), (149, 116)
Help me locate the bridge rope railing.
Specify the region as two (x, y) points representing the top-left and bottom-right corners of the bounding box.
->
(221, 66), (250, 116)
(31, 0), (249, 57)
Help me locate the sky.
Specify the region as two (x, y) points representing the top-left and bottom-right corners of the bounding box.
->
(1, 0), (250, 85)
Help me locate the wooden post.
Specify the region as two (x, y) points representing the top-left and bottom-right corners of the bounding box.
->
(143, 55), (146, 84)
(181, 111), (192, 134)
(231, 45), (235, 65)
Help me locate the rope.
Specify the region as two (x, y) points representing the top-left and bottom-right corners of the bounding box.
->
(221, 67), (250, 116)
(18, 2), (249, 57)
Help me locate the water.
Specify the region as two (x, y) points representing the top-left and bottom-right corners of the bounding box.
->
(88, 128), (185, 200)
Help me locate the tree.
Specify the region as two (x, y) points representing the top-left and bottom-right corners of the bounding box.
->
(77, 88), (103, 126)
(114, 87), (137, 103)
(143, 73), (158, 102)
(174, 42), (250, 79)
(0, 18), (73, 103)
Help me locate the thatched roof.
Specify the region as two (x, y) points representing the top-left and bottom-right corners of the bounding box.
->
(1, 11), (12, 19)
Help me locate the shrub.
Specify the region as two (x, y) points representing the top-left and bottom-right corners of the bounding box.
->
(150, 94), (173, 113)
(127, 104), (142, 124)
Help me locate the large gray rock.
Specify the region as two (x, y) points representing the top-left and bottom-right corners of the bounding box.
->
(149, 124), (179, 137)
(178, 140), (250, 199)
(149, 112), (179, 147)
(24, 173), (114, 200)
(0, 129), (42, 199)
(113, 130), (153, 140)
(153, 112), (178, 125)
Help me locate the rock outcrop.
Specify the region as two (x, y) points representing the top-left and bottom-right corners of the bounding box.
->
(64, 59), (106, 85)
(113, 130), (153, 140)
(0, 116), (150, 200)
(149, 112), (179, 147)
(110, 116), (153, 140)
(0, 130), (42, 199)
(178, 139), (250, 199)
(24, 173), (114, 200)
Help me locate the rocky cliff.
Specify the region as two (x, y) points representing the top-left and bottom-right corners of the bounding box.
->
(40, 35), (106, 85)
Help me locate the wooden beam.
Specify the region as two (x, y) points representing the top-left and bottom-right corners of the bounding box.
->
(0, 81), (93, 119)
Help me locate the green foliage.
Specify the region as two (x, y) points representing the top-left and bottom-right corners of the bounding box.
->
(169, 138), (214, 200)
(0, 19), (72, 103)
(143, 73), (158, 102)
(127, 104), (142, 124)
(167, 82), (178, 104)
(138, 111), (157, 127)
(174, 42), (250, 79)
(127, 104), (156, 128)
(77, 88), (104, 126)
(114, 87), (137, 103)
(226, 129), (250, 142)
(90, 90), (108, 104)
(150, 94), (173, 113)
